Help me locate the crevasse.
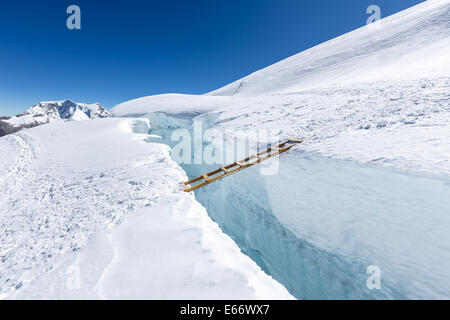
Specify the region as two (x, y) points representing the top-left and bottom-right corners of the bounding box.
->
(144, 111), (450, 299)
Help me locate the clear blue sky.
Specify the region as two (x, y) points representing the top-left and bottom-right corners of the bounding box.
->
(0, 0), (424, 115)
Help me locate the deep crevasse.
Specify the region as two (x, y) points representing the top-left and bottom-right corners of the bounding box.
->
(146, 111), (450, 299)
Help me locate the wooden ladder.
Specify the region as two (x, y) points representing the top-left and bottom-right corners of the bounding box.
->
(181, 139), (305, 192)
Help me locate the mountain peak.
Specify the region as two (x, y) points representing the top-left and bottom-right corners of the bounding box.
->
(0, 100), (111, 137)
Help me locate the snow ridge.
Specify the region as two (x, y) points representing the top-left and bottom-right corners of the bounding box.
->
(208, 0), (450, 96)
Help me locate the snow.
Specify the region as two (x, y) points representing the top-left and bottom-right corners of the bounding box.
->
(208, 0), (450, 96)
(205, 77), (450, 177)
(108, 0), (450, 299)
(112, 93), (235, 117)
(113, 77), (450, 178)
(111, 0), (450, 178)
(69, 109), (90, 121)
(0, 119), (292, 299)
(1, 0), (449, 300)
(111, 95), (450, 299)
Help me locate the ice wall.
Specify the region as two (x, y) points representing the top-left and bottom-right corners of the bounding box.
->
(146, 112), (450, 299)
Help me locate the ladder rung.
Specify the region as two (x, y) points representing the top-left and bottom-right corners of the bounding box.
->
(202, 174), (210, 181)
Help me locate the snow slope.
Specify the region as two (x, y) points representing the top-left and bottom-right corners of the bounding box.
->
(206, 77), (450, 177)
(111, 0), (450, 177)
(208, 0), (450, 96)
(109, 0), (450, 299)
(0, 119), (291, 299)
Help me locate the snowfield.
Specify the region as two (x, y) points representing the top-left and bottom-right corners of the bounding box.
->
(1, 0), (449, 299)
(0, 119), (291, 299)
(113, 76), (450, 178)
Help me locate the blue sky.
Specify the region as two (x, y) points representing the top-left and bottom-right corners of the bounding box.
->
(0, 0), (424, 115)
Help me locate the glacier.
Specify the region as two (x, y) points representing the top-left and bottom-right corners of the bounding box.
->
(0, 118), (291, 299)
(110, 0), (450, 299)
(113, 109), (450, 299)
(1, 0), (449, 299)
(190, 150), (450, 299)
